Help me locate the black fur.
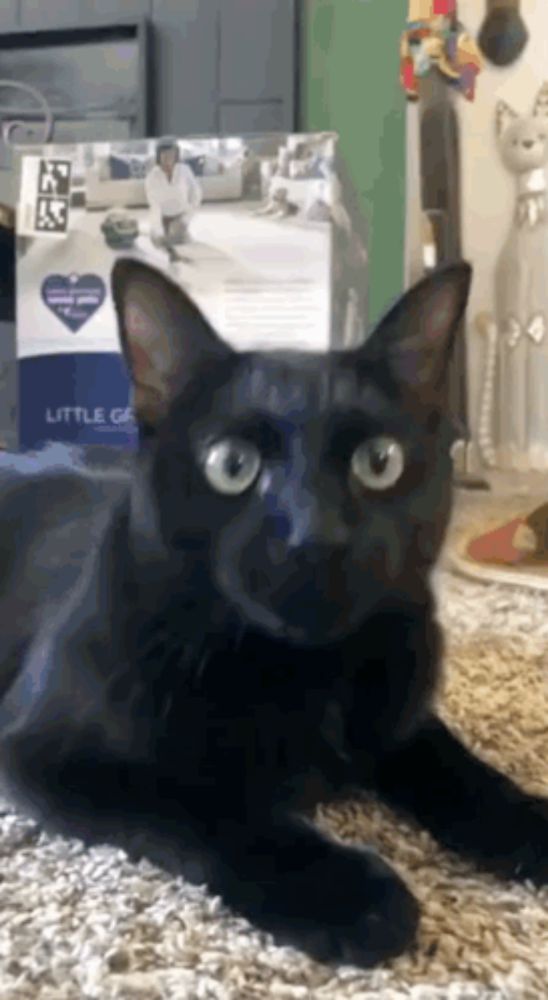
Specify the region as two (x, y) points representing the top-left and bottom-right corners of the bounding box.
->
(0, 260), (546, 970)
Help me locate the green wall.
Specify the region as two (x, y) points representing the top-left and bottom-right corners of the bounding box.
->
(301, 0), (407, 326)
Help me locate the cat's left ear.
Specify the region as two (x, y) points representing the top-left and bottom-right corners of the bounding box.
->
(111, 258), (233, 432)
(362, 262), (472, 394)
(533, 82), (548, 118)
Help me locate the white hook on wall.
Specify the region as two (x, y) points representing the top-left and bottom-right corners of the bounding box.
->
(0, 80), (53, 148)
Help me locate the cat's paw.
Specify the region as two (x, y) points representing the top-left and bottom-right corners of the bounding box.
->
(510, 796), (548, 886)
(480, 794), (548, 885)
(241, 845), (419, 968)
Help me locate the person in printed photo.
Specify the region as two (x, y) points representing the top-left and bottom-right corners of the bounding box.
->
(145, 137), (202, 257)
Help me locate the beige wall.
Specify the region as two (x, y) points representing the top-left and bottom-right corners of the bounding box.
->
(457, 0), (548, 442)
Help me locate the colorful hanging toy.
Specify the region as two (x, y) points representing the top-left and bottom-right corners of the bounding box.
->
(400, 0), (484, 102)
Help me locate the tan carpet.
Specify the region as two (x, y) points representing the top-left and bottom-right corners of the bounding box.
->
(1, 528), (548, 997)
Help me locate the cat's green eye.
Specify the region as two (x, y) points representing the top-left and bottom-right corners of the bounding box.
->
(351, 437), (405, 492)
(203, 437), (261, 495)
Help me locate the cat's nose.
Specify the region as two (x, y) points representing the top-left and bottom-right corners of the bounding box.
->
(288, 511), (349, 550)
(273, 486), (349, 549)
(523, 139), (535, 149)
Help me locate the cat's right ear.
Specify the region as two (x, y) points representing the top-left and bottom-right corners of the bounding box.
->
(496, 99), (518, 137)
(360, 261), (472, 399)
(111, 258), (232, 433)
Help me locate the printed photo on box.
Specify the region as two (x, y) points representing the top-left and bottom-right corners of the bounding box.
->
(16, 131), (368, 451)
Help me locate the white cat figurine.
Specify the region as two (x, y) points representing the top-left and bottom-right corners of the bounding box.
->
(490, 82), (548, 471)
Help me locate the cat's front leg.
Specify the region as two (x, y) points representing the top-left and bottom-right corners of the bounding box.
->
(203, 812), (420, 968)
(3, 717), (419, 968)
(368, 715), (548, 884)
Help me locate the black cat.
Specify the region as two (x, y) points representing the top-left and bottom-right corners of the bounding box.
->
(0, 259), (546, 969)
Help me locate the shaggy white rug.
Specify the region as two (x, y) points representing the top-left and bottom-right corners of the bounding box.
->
(1, 510), (547, 999)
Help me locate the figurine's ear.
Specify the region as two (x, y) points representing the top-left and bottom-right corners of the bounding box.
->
(361, 262), (472, 396)
(496, 99), (518, 136)
(111, 258), (232, 434)
(533, 82), (548, 118)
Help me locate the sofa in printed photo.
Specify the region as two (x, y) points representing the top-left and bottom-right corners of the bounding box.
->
(85, 152), (244, 210)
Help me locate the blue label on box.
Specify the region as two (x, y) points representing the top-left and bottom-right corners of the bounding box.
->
(41, 273), (107, 333)
(18, 352), (138, 451)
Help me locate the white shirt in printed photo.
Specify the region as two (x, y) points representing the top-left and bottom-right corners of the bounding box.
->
(145, 162), (202, 220)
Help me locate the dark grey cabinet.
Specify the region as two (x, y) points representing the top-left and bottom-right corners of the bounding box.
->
(19, 0), (151, 29)
(0, 1), (18, 30)
(152, 0), (219, 136)
(153, 0), (297, 136)
(2, 0), (297, 137)
(219, 101), (286, 135)
(219, 0), (296, 133)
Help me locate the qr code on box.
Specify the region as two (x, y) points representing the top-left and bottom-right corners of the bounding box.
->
(38, 160), (71, 198)
(18, 156), (72, 237)
(34, 159), (71, 233)
(35, 196), (70, 233)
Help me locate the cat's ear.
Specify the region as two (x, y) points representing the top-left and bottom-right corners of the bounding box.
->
(111, 258), (232, 431)
(362, 262), (472, 394)
(533, 82), (548, 118)
(496, 99), (518, 136)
